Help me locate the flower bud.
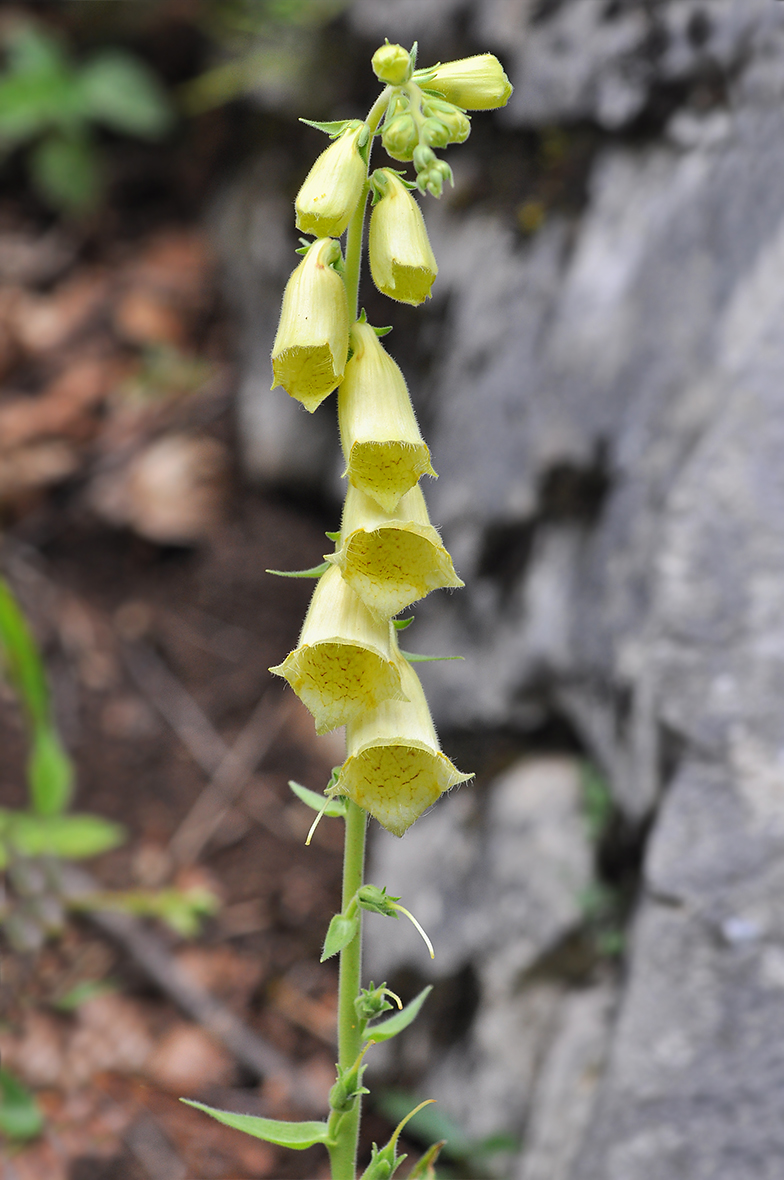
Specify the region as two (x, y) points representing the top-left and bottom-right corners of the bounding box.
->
(269, 565), (406, 734)
(326, 484), (463, 620)
(339, 320), (436, 513)
(372, 43), (412, 86)
(295, 120), (367, 238)
(423, 98), (471, 144)
(369, 169), (437, 306)
(381, 113), (418, 162)
(419, 54), (513, 110)
(419, 117), (450, 149)
(332, 657), (471, 836)
(271, 238), (349, 412)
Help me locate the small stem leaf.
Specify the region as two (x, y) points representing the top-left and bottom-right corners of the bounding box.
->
(400, 650), (464, 663)
(181, 1101), (332, 1149)
(408, 1140), (447, 1178)
(325, 530), (342, 543)
(289, 781), (348, 817)
(393, 617), (414, 630)
(322, 911), (360, 961)
(365, 985), (432, 1044)
(6, 812), (125, 859)
(299, 117), (353, 137)
(266, 562), (330, 579)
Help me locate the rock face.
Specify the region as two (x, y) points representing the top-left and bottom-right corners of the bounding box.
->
(221, 2), (784, 1176)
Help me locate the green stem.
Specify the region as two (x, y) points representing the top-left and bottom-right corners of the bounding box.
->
(343, 87), (391, 320)
(328, 800), (368, 1179)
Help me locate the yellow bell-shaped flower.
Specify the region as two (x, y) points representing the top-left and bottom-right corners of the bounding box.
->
(332, 656), (471, 837)
(417, 54), (513, 111)
(295, 121), (367, 239)
(326, 484), (463, 620)
(339, 320), (436, 512)
(271, 238), (349, 413)
(269, 565), (406, 734)
(369, 169), (438, 306)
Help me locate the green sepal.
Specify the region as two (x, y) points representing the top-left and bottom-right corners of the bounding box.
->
(265, 562), (330, 578)
(181, 1101), (332, 1149)
(321, 911), (360, 961)
(373, 325), (394, 337)
(288, 780), (348, 817)
(393, 617), (414, 630)
(365, 985), (432, 1044)
(356, 981), (395, 1024)
(299, 117), (353, 137)
(325, 530), (341, 543)
(400, 650), (464, 663)
(357, 884), (400, 918)
(0, 809), (125, 862)
(408, 1141), (447, 1178)
(360, 1145), (407, 1180)
(0, 1068), (44, 1142)
(329, 1061), (369, 1114)
(409, 41), (419, 72)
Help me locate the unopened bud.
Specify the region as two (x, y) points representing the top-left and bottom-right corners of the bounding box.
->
(423, 98), (471, 144)
(369, 169), (437, 306)
(295, 121), (367, 238)
(418, 53), (513, 111)
(381, 113), (418, 162)
(372, 43), (412, 86)
(419, 117), (450, 149)
(271, 238), (349, 413)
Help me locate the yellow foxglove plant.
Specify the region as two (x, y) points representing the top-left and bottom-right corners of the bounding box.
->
(187, 39), (512, 1180)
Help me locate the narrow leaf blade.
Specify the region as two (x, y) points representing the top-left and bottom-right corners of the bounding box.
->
(288, 781), (347, 817)
(266, 562), (330, 579)
(299, 117), (352, 136)
(366, 985), (432, 1044)
(0, 1068), (44, 1141)
(181, 1100), (331, 1149)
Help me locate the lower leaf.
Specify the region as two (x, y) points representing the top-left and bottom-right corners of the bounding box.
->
(181, 1100), (332, 1150)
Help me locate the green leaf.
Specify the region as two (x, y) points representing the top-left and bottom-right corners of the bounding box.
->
(265, 562), (330, 578)
(408, 1140), (446, 1178)
(400, 650), (464, 663)
(52, 978), (117, 1011)
(0, 1068), (44, 1141)
(288, 781), (347, 817)
(365, 985), (432, 1044)
(181, 1101), (331, 1149)
(28, 726), (73, 817)
(0, 578), (50, 730)
(393, 617), (414, 630)
(299, 117), (352, 137)
(6, 812), (125, 860)
(77, 50), (174, 139)
(321, 911), (360, 961)
(29, 131), (102, 211)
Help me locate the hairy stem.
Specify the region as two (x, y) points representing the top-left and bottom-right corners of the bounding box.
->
(328, 800), (368, 1179)
(343, 86), (390, 320)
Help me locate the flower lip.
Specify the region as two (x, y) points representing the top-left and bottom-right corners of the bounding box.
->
(326, 484), (463, 620)
(271, 238), (349, 413)
(269, 565), (406, 733)
(295, 120), (367, 239)
(369, 169), (438, 307)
